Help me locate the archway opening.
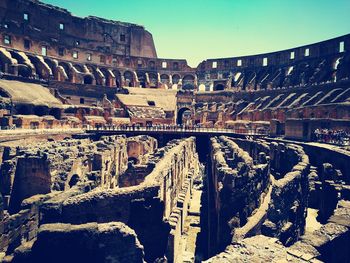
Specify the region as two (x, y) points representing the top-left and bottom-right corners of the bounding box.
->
(18, 65), (32, 78)
(84, 75), (93, 85)
(172, 74), (180, 84)
(160, 74), (170, 85)
(124, 71), (134, 87)
(99, 68), (110, 86)
(137, 72), (146, 88)
(148, 73), (157, 88)
(74, 64), (84, 73)
(182, 75), (195, 90)
(68, 174), (80, 188)
(112, 70), (122, 87)
(177, 107), (191, 125)
(58, 62), (71, 81)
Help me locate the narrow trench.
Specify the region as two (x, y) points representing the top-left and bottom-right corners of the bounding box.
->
(191, 137), (217, 261)
(190, 135), (237, 261)
(189, 137), (341, 262)
(144, 135), (340, 262)
(193, 161), (209, 262)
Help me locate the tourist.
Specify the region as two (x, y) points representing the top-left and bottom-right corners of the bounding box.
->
(313, 128), (349, 145)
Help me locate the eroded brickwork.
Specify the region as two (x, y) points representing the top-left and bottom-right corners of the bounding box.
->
(0, 136), (201, 262)
(0, 0), (349, 262)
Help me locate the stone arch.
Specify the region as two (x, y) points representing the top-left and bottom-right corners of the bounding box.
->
(0, 48), (18, 75)
(183, 74), (195, 82)
(112, 70), (122, 87)
(124, 71), (134, 87)
(148, 72), (158, 88)
(335, 54), (350, 81)
(100, 67), (113, 87)
(73, 64), (84, 73)
(177, 107), (191, 125)
(243, 70), (257, 90)
(85, 65), (100, 85)
(85, 64), (95, 74)
(294, 62), (312, 85)
(17, 65), (32, 78)
(182, 83), (194, 90)
(44, 58), (57, 78)
(93, 67), (106, 86)
(160, 74), (170, 84)
(148, 60), (156, 69)
(232, 71), (242, 86)
(58, 62), (72, 81)
(137, 71), (146, 88)
(9, 51), (35, 77)
(8, 50), (22, 62)
(182, 74), (195, 90)
(172, 74), (181, 84)
(27, 54), (52, 79)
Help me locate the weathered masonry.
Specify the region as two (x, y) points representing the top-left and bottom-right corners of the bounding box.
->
(0, 135), (202, 262)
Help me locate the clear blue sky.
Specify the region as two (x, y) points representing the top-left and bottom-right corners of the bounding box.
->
(42, 0), (350, 67)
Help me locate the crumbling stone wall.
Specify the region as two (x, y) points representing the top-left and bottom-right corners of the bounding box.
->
(206, 139), (350, 263)
(0, 135), (132, 261)
(0, 193), (52, 259)
(308, 161), (349, 224)
(12, 222), (145, 263)
(210, 136), (270, 250)
(206, 200), (350, 263)
(0, 136), (128, 213)
(233, 138), (270, 161)
(8, 154), (51, 214)
(127, 135), (158, 164)
(0, 147), (17, 210)
(298, 200), (350, 263)
(91, 136), (128, 189)
(118, 135), (158, 187)
(118, 164), (153, 187)
(35, 137), (199, 262)
(262, 142), (310, 245)
(0, 171), (104, 262)
(269, 142), (302, 179)
(210, 138), (310, 254)
(302, 143), (350, 184)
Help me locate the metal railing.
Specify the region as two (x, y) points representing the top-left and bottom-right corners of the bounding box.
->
(85, 125), (270, 136)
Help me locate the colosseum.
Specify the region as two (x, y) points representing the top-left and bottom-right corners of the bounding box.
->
(0, 0), (349, 262)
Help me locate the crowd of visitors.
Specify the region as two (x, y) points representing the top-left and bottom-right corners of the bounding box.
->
(313, 128), (350, 145)
(92, 123), (269, 135)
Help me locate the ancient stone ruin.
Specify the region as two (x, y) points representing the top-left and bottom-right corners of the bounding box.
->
(0, 0), (349, 262)
(0, 133), (349, 262)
